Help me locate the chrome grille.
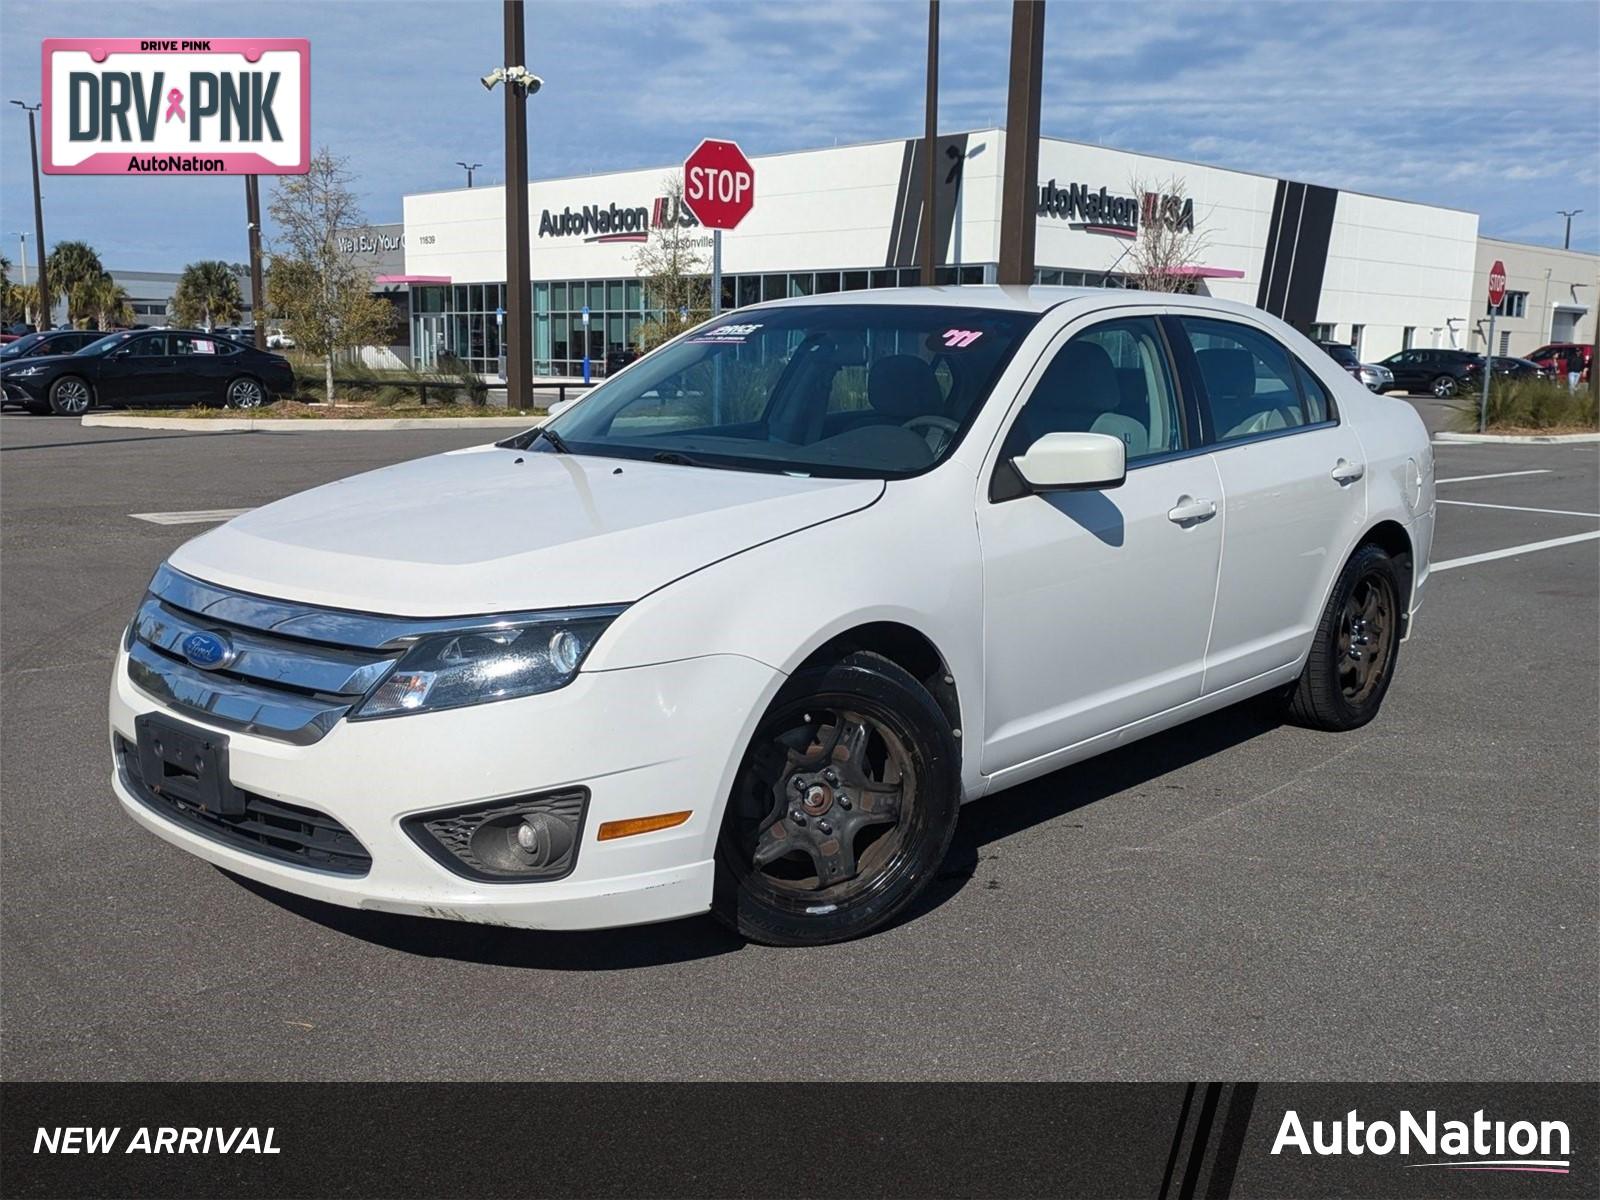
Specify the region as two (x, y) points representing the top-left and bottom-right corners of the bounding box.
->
(125, 566), (409, 745)
(125, 564), (624, 746)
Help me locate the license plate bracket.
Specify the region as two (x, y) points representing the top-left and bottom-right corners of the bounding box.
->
(134, 713), (243, 817)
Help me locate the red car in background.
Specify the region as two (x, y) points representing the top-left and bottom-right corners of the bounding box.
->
(1527, 343), (1592, 381)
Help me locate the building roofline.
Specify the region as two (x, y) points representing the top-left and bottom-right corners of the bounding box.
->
(1476, 233), (1600, 261)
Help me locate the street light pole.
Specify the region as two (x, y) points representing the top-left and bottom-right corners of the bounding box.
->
(457, 161), (483, 188)
(996, 1), (1046, 286)
(500, 2), (533, 405)
(11, 100), (50, 328)
(919, 1), (939, 286)
(1557, 209), (1582, 250)
(245, 176), (266, 350)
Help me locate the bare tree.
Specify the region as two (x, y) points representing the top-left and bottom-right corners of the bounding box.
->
(268, 148), (392, 402)
(1124, 176), (1212, 293)
(633, 174), (711, 351)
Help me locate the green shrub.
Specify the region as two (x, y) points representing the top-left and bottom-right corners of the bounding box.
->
(1450, 376), (1598, 432)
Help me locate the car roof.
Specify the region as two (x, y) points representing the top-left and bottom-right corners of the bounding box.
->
(736, 284), (1287, 323)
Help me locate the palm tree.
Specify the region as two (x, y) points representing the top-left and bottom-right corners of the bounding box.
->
(173, 260), (243, 331)
(45, 240), (106, 327)
(72, 274), (134, 331)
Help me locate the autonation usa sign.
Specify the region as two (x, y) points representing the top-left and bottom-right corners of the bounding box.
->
(1037, 178), (1194, 237)
(42, 38), (310, 175)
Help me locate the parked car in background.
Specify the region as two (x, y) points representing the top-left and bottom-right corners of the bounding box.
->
(110, 288), (1433, 946)
(1527, 343), (1592, 381)
(1316, 340), (1392, 392)
(0, 329), (102, 361)
(266, 327), (296, 349)
(604, 347), (640, 375)
(1376, 348), (1485, 397)
(1, 328), (294, 414)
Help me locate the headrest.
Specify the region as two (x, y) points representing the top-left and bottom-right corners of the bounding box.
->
(868, 355), (944, 418)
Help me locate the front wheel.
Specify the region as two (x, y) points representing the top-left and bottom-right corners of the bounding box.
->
(1287, 544), (1404, 731)
(1430, 374), (1458, 398)
(48, 375), (92, 415)
(714, 651), (959, 946)
(225, 375), (265, 409)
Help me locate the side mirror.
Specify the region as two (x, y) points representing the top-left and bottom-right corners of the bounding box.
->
(1011, 431), (1126, 492)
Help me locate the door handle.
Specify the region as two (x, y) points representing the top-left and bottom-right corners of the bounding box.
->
(1167, 495), (1217, 525)
(1330, 459), (1366, 485)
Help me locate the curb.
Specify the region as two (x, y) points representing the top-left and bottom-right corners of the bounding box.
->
(1434, 431), (1600, 445)
(81, 413), (542, 433)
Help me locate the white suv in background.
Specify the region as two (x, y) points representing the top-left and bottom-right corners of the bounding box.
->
(110, 287), (1434, 946)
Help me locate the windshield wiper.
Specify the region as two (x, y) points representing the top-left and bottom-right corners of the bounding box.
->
(650, 450), (706, 467)
(534, 427), (571, 454)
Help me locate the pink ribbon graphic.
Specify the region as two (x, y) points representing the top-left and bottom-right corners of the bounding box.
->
(164, 88), (185, 123)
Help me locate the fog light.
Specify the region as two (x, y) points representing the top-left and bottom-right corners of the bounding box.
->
(403, 788), (588, 882)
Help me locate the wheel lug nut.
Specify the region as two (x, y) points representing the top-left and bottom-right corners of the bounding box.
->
(817, 820), (833, 834)
(790, 810), (806, 825)
(823, 769), (837, 784)
(838, 797), (852, 810)
(792, 777), (805, 791)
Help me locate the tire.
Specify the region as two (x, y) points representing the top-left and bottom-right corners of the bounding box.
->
(1430, 374), (1458, 398)
(713, 650), (960, 946)
(1286, 544), (1404, 732)
(224, 375), (265, 409)
(47, 375), (92, 415)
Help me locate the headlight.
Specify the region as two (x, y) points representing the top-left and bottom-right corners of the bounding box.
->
(9, 365), (45, 377)
(352, 610), (621, 718)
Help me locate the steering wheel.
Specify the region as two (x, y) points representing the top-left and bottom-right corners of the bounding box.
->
(902, 414), (960, 454)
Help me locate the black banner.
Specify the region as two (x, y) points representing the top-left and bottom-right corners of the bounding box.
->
(3, 1083), (1594, 1198)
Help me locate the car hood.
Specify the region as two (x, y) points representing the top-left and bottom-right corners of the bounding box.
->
(0, 352), (82, 372)
(169, 443), (884, 615)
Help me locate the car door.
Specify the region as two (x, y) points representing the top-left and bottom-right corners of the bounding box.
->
(1169, 314), (1368, 695)
(102, 333), (179, 405)
(976, 311), (1223, 774)
(171, 334), (229, 402)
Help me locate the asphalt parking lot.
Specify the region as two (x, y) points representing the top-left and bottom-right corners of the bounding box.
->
(1, 399), (1595, 1082)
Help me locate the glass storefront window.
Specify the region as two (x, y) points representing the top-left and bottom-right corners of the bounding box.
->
(789, 273), (814, 297)
(453, 285), (468, 311)
(815, 272), (841, 294)
(739, 276), (760, 308)
(625, 279), (643, 311)
(897, 268), (920, 286)
(587, 281), (604, 312)
(871, 269), (897, 289)
(843, 271), (869, 291)
(606, 280), (624, 310)
(552, 281), (568, 312)
(762, 274), (786, 301)
(535, 282), (549, 314)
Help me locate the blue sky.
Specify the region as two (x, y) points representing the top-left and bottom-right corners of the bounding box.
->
(2, 0), (1596, 273)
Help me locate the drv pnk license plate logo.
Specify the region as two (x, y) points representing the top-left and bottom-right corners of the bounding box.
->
(42, 39), (310, 175)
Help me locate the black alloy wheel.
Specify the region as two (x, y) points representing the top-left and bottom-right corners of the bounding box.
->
(1287, 543), (1404, 731)
(1431, 374), (1458, 398)
(715, 651), (959, 945)
(225, 376), (265, 409)
(48, 376), (92, 415)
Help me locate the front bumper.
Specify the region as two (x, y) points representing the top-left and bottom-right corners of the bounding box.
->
(109, 648), (781, 931)
(2, 376), (48, 403)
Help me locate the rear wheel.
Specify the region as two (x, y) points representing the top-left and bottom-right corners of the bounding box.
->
(714, 651), (959, 946)
(1430, 374), (1458, 398)
(1287, 544), (1403, 731)
(48, 375), (92, 415)
(225, 375), (265, 409)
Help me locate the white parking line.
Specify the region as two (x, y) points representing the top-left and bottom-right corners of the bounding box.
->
(1435, 469), (1551, 485)
(1432, 531), (1600, 573)
(1436, 499), (1600, 518)
(129, 508), (252, 525)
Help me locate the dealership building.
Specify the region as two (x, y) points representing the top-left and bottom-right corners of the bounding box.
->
(394, 127), (1595, 378)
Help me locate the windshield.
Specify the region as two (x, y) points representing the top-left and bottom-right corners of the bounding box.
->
(1320, 343), (1359, 367)
(1, 332), (51, 359)
(76, 331), (139, 356)
(538, 304), (1039, 478)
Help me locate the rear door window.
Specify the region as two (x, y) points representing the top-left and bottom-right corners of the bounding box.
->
(1179, 317), (1311, 443)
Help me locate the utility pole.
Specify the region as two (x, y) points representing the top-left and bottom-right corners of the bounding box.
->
(11, 101), (49, 327)
(245, 176), (266, 350)
(919, 1), (940, 286)
(502, 1), (532, 404)
(1557, 209), (1582, 250)
(996, 1), (1045, 286)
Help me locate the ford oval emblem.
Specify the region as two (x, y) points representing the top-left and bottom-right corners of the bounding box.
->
(180, 630), (235, 671)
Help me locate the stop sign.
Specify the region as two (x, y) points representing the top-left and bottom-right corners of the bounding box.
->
(683, 139), (755, 231)
(1487, 259), (1507, 308)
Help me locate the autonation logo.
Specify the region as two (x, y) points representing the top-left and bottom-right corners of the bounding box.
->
(1272, 1108), (1571, 1175)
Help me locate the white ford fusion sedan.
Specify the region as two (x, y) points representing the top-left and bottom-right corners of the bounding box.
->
(110, 287), (1434, 946)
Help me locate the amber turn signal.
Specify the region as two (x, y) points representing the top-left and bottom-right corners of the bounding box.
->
(596, 810), (692, 841)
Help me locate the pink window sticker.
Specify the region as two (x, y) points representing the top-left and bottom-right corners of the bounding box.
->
(941, 329), (983, 348)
